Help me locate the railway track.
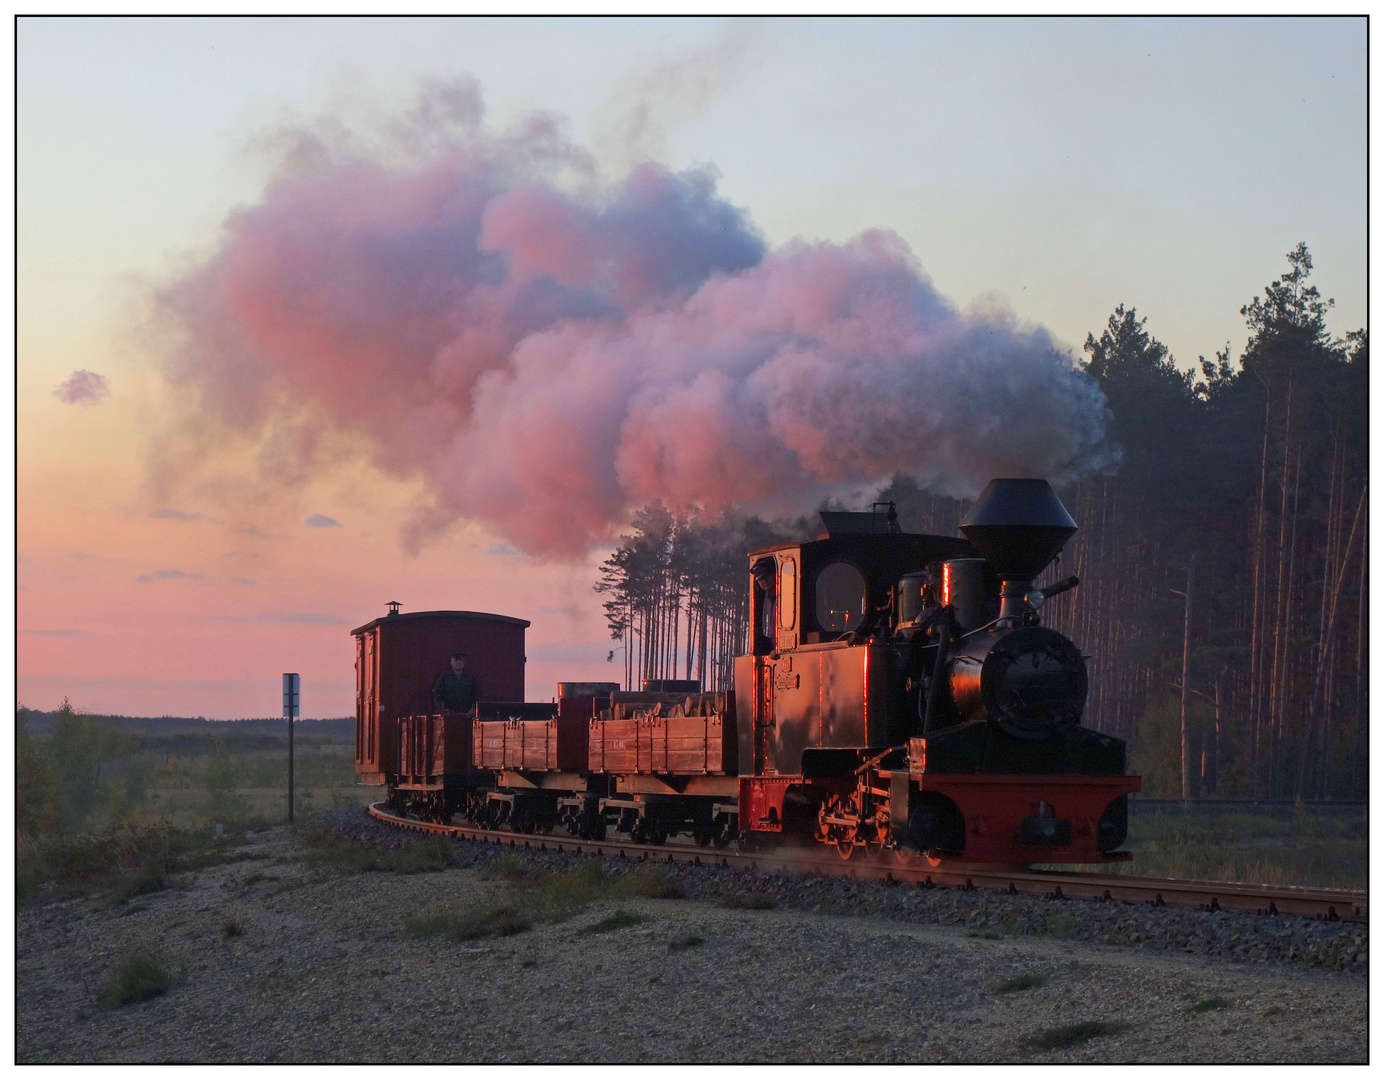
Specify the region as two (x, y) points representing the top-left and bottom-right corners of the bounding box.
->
(368, 803), (1367, 924)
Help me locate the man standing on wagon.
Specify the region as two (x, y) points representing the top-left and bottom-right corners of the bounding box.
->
(433, 651), (482, 713)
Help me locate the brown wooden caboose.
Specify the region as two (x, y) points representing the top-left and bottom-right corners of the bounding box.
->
(353, 605), (528, 784)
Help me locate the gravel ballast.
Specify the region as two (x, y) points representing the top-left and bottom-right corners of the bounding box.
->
(16, 808), (1366, 1063)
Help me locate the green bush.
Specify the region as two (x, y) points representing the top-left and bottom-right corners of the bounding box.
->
(669, 932), (705, 952)
(1026, 1021), (1128, 1051)
(405, 902), (534, 941)
(18, 821), (261, 906)
(994, 972), (1049, 993)
(580, 909), (643, 934)
(302, 833), (451, 875)
(95, 950), (173, 1009)
(721, 891), (775, 910)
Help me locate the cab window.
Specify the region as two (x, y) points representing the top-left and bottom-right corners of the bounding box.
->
(778, 557), (797, 631)
(816, 562), (867, 633)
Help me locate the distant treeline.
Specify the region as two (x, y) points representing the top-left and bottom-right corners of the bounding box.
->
(595, 245), (1367, 801)
(17, 709), (354, 740)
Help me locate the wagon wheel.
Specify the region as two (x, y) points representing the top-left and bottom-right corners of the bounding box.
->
(814, 795), (841, 846)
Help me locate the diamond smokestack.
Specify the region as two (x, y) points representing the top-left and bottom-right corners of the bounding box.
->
(959, 478), (1077, 581)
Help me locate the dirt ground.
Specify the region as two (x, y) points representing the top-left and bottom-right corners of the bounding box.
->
(16, 826), (1367, 1064)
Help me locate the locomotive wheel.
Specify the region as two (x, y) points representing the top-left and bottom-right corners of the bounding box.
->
(836, 838), (856, 860)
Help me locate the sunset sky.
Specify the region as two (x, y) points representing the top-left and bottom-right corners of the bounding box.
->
(17, 16), (1366, 719)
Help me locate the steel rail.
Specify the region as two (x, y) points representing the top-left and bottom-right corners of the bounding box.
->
(367, 803), (1366, 924)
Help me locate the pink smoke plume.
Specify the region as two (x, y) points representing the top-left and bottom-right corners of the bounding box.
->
(153, 82), (1113, 557)
(54, 370), (110, 405)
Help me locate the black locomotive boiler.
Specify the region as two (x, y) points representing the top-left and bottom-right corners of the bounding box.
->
(358, 478), (1140, 865)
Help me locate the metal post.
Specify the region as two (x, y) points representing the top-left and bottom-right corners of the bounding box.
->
(283, 673), (300, 823)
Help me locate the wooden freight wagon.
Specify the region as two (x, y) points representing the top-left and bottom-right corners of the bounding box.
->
(648, 713), (733, 774)
(396, 713), (473, 788)
(472, 702), (560, 772)
(589, 692), (737, 775)
(353, 605), (529, 785)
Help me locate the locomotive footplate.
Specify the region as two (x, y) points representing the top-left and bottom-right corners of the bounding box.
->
(885, 771), (1142, 865)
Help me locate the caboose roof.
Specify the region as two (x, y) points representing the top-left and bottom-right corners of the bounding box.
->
(351, 609), (531, 636)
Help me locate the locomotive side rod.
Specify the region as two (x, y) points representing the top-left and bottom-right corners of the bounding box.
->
(367, 804), (1366, 924)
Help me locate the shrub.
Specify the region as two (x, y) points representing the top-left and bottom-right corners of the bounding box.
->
(580, 909), (644, 934)
(721, 891), (775, 910)
(1026, 1021), (1128, 1051)
(994, 972), (1049, 993)
(405, 902), (534, 941)
(302, 833), (450, 875)
(1044, 913), (1078, 939)
(223, 918), (243, 939)
(96, 950), (173, 1009)
(669, 932), (705, 952)
(1189, 996), (1231, 1013)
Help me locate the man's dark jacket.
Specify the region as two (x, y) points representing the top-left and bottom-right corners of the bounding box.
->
(433, 669), (481, 713)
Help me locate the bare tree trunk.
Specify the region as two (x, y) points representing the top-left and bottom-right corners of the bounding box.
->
(1279, 453), (1301, 790)
(1297, 482), (1366, 798)
(1268, 378), (1294, 797)
(1248, 377), (1273, 790)
(1352, 511), (1367, 798)
(1179, 554), (1196, 801)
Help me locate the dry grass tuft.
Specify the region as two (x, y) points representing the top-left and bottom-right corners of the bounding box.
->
(95, 950), (174, 1010)
(1026, 1021), (1128, 1051)
(994, 971), (1049, 993)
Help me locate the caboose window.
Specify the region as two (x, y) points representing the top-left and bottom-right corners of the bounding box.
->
(816, 562), (867, 633)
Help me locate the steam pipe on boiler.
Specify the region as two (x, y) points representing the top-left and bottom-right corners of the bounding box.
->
(923, 605), (953, 733)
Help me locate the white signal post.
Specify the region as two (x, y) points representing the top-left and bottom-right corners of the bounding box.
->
(283, 673), (300, 823)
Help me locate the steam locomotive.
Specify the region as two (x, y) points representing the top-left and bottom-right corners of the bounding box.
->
(355, 478), (1140, 865)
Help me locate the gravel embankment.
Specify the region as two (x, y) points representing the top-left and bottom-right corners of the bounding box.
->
(15, 807), (1367, 1063)
(319, 808), (1368, 974)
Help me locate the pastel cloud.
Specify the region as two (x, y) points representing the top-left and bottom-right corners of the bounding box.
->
(135, 568), (204, 583)
(54, 370), (110, 406)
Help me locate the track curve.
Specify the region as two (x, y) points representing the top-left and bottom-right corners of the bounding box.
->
(368, 803), (1366, 923)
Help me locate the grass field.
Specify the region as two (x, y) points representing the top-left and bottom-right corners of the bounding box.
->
(17, 706), (1367, 899)
(137, 741), (376, 829)
(1051, 805), (1369, 890)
